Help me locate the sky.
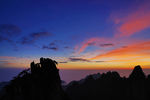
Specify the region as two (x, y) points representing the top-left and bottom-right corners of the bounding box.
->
(0, 0), (150, 82)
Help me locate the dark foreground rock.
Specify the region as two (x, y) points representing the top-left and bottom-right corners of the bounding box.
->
(0, 58), (69, 100)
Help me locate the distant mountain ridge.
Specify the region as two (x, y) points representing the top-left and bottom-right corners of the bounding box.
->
(65, 65), (150, 100)
(66, 73), (101, 87)
(65, 65), (146, 87)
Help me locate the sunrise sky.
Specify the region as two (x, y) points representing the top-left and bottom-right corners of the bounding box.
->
(0, 0), (150, 72)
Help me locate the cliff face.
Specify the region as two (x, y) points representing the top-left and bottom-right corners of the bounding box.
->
(1, 58), (69, 100)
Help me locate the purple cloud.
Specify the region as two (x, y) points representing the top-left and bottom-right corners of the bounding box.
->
(20, 32), (52, 45)
(100, 43), (114, 47)
(42, 45), (58, 51)
(0, 24), (21, 36)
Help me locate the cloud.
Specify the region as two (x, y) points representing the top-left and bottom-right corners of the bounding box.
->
(69, 57), (90, 62)
(0, 36), (11, 42)
(75, 2), (150, 55)
(90, 40), (150, 60)
(68, 57), (105, 63)
(74, 37), (118, 54)
(0, 24), (22, 51)
(49, 42), (55, 46)
(0, 25), (53, 50)
(78, 38), (100, 53)
(0, 24), (21, 43)
(0, 24), (21, 36)
(94, 61), (105, 62)
(42, 46), (58, 51)
(76, 37), (107, 54)
(0, 35), (18, 51)
(112, 3), (150, 37)
(42, 41), (71, 51)
(100, 43), (114, 47)
(64, 46), (70, 49)
(59, 61), (68, 63)
(20, 32), (52, 44)
(74, 45), (79, 50)
(30, 32), (51, 39)
(42, 42), (58, 51)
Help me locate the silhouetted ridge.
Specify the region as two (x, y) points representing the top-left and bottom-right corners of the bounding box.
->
(65, 65), (150, 100)
(1, 63), (150, 100)
(100, 71), (120, 80)
(129, 65), (146, 80)
(0, 58), (69, 100)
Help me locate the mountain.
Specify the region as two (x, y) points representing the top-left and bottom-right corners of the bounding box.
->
(129, 65), (146, 80)
(1, 58), (150, 100)
(0, 58), (69, 100)
(65, 66), (150, 100)
(66, 73), (101, 88)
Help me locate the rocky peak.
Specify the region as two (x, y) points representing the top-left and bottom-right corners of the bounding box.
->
(129, 65), (146, 80)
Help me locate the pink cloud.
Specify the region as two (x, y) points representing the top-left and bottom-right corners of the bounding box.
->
(76, 37), (106, 54)
(75, 2), (150, 54)
(114, 3), (150, 37)
(118, 14), (150, 37)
